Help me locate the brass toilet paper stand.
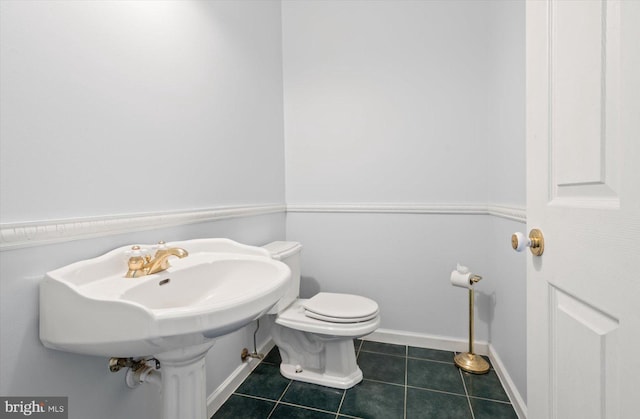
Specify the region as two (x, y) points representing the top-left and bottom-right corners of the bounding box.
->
(454, 275), (490, 374)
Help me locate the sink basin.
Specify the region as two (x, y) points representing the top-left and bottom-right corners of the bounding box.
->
(40, 238), (291, 357)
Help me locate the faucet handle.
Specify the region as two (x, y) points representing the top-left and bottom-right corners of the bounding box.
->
(125, 246), (148, 278)
(151, 241), (169, 256)
(125, 245), (150, 257)
(154, 241), (168, 251)
(125, 246), (141, 257)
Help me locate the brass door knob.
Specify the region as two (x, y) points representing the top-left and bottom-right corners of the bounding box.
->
(511, 229), (544, 256)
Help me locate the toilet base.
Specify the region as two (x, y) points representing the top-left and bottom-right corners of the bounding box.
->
(271, 318), (369, 389)
(280, 363), (363, 389)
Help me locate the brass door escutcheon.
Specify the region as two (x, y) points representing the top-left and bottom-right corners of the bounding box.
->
(528, 228), (544, 256)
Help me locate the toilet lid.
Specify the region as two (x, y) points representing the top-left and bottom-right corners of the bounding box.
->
(303, 293), (379, 323)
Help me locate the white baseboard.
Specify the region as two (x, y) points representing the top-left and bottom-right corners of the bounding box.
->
(206, 340), (276, 418)
(488, 344), (527, 419)
(364, 328), (490, 356)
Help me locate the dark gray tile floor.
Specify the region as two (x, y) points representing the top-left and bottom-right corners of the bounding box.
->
(212, 340), (518, 419)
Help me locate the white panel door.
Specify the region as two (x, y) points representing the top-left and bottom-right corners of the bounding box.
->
(526, 1), (640, 419)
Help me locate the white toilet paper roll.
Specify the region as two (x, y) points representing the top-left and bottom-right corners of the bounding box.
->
(450, 270), (473, 289)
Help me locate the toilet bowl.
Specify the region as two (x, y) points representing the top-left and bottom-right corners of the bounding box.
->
(263, 241), (380, 389)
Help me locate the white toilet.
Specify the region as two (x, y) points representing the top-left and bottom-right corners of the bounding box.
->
(263, 241), (380, 389)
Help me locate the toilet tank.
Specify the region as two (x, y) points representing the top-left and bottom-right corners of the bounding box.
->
(262, 241), (302, 314)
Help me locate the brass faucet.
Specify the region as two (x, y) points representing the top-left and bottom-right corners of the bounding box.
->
(125, 242), (189, 278)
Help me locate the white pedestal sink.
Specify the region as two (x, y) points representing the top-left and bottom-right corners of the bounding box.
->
(155, 342), (215, 419)
(39, 239), (291, 419)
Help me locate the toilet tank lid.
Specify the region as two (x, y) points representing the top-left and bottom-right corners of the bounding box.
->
(262, 241), (302, 260)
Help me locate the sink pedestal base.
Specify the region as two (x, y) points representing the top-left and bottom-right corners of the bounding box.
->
(155, 341), (216, 419)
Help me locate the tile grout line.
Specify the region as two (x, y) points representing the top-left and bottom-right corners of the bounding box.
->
(459, 369), (476, 419)
(405, 384), (467, 398)
(335, 389), (347, 419)
(361, 377), (405, 388)
(405, 356), (455, 365)
(276, 400), (342, 416)
(468, 395), (514, 404)
(360, 349), (458, 365)
(230, 392), (277, 403)
(404, 345), (408, 419)
(265, 380), (293, 419)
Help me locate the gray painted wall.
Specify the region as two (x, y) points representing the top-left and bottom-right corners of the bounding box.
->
(0, 2), (286, 419)
(1, 0), (527, 416)
(0, 0), (285, 222)
(282, 0), (527, 402)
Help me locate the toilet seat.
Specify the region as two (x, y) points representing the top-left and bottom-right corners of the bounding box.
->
(276, 299), (380, 337)
(303, 293), (379, 323)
